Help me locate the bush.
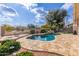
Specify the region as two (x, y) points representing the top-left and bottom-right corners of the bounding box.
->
(41, 29), (47, 33)
(0, 45), (9, 56)
(30, 29), (35, 34)
(16, 51), (34, 56)
(1, 40), (12, 45)
(0, 40), (21, 56)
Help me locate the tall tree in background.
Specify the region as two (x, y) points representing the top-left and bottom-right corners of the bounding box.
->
(27, 24), (35, 29)
(45, 9), (67, 32)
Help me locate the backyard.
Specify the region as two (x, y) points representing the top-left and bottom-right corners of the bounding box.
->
(0, 3), (77, 56)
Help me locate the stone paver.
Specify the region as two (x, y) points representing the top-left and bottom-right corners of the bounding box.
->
(16, 34), (79, 56)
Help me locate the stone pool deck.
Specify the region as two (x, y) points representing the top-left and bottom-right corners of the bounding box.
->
(16, 34), (79, 56)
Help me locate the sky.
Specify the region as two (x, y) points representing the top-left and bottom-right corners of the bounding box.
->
(0, 3), (73, 26)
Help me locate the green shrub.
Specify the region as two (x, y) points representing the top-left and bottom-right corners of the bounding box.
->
(16, 51), (34, 56)
(0, 45), (9, 56)
(0, 40), (21, 56)
(1, 40), (12, 45)
(41, 29), (47, 33)
(30, 29), (35, 34)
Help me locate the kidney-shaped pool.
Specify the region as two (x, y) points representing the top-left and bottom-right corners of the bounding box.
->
(27, 33), (56, 41)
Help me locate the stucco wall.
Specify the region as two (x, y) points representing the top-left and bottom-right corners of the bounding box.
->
(73, 3), (79, 34)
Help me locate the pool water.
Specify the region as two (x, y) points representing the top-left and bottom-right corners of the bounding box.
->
(28, 34), (55, 41)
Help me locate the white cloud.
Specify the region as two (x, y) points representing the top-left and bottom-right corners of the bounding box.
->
(20, 3), (47, 24)
(0, 3), (47, 25)
(1, 4), (18, 16)
(31, 8), (39, 14)
(23, 3), (37, 10)
(4, 12), (16, 16)
(0, 4), (18, 22)
(0, 17), (13, 22)
(61, 3), (73, 10)
(0, 4), (6, 7)
(35, 14), (41, 19)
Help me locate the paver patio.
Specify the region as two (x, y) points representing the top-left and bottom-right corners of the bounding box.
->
(16, 34), (79, 56)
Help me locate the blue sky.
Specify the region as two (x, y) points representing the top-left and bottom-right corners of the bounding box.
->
(0, 3), (73, 26)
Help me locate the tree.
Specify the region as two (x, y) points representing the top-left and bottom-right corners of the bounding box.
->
(27, 24), (35, 29)
(45, 9), (67, 32)
(15, 26), (27, 31)
(41, 24), (50, 29)
(2, 25), (15, 32)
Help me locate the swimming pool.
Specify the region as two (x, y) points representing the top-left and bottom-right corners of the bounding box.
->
(28, 34), (55, 41)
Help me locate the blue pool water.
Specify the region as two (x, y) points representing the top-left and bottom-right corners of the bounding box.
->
(28, 34), (55, 41)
